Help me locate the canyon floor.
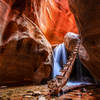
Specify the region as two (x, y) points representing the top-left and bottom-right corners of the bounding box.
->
(0, 84), (100, 100)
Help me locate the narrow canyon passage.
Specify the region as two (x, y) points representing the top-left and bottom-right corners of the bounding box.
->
(0, 0), (100, 99)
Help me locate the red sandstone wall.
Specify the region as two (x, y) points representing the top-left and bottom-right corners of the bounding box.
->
(1, 0), (78, 44)
(35, 0), (78, 44)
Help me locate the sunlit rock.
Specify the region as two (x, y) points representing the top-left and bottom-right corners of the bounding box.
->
(24, 0), (78, 44)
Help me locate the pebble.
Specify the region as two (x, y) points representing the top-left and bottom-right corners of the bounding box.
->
(80, 88), (88, 93)
(23, 93), (33, 98)
(0, 86), (7, 89)
(26, 90), (34, 93)
(38, 96), (46, 100)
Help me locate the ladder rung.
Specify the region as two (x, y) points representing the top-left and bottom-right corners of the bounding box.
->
(73, 51), (77, 54)
(74, 48), (78, 52)
(60, 69), (68, 72)
(56, 75), (64, 79)
(66, 62), (71, 65)
(69, 57), (73, 61)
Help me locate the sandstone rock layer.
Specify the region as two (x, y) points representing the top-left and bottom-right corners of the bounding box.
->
(0, 12), (52, 85)
(68, 0), (100, 81)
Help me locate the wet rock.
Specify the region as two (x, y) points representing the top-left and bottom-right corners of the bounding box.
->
(0, 86), (8, 89)
(23, 94), (33, 98)
(80, 88), (88, 93)
(38, 96), (46, 100)
(63, 98), (72, 100)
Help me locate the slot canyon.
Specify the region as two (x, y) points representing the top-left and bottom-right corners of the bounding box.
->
(0, 0), (100, 99)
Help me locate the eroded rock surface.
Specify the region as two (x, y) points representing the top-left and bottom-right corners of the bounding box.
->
(0, 7), (52, 85)
(68, 0), (100, 81)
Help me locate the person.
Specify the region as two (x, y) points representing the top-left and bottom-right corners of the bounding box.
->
(53, 32), (96, 83)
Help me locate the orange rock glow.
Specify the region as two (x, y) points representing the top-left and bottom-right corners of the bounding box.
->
(34, 0), (78, 44)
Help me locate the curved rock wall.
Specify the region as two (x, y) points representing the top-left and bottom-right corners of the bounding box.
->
(0, 0), (52, 85)
(68, 0), (100, 81)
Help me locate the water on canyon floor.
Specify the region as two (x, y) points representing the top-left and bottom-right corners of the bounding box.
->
(0, 84), (100, 100)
